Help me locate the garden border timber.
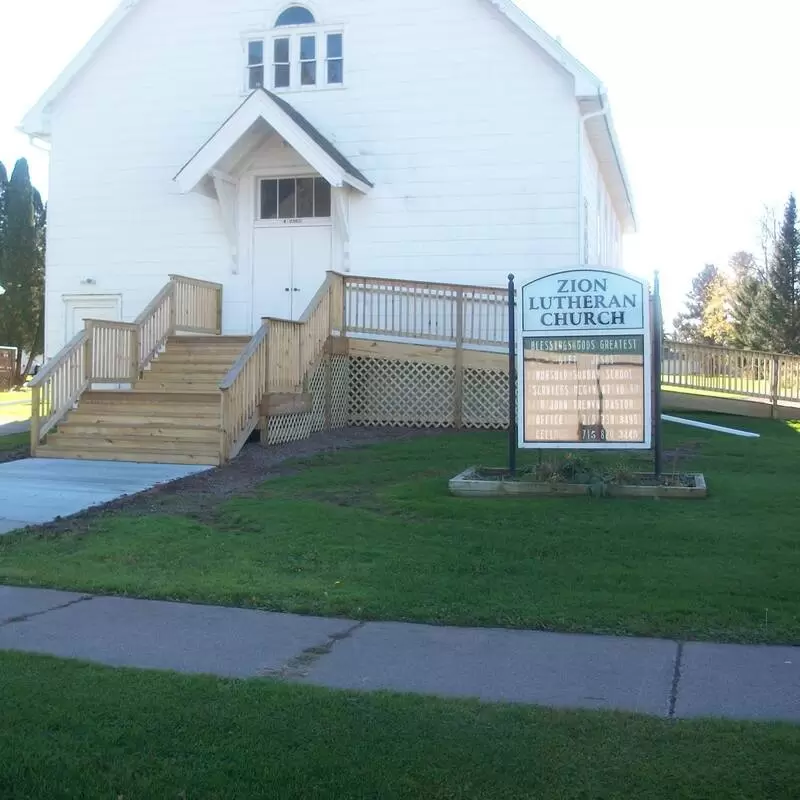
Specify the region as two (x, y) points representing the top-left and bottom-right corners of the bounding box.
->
(449, 467), (708, 499)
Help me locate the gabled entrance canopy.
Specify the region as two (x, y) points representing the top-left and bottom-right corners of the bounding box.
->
(174, 89), (372, 196)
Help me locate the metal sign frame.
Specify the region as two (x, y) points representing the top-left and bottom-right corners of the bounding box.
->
(516, 267), (653, 451)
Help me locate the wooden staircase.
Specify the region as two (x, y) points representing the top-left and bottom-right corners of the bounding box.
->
(36, 336), (250, 465)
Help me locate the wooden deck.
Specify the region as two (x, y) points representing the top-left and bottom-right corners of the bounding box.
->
(30, 272), (800, 465)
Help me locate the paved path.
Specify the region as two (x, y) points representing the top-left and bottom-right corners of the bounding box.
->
(0, 459), (209, 534)
(0, 420), (30, 436)
(1, 586), (797, 723)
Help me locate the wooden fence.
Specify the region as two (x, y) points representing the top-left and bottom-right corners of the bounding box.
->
(663, 340), (800, 407)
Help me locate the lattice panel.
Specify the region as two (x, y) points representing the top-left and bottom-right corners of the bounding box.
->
(266, 358), (327, 445)
(265, 354), (351, 444)
(462, 368), (509, 429)
(349, 357), (456, 429)
(329, 355), (350, 430)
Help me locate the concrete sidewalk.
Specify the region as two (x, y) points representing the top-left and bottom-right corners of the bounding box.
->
(0, 459), (209, 534)
(1, 586), (797, 723)
(0, 420), (30, 436)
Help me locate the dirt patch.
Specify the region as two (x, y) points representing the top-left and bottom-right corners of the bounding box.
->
(662, 440), (704, 464)
(19, 427), (445, 537)
(0, 446), (29, 465)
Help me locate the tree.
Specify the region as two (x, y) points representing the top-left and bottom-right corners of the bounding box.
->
(673, 264), (721, 343)
(759, 194), (800, 353)
(729, 251), (768, 349)
(701, 273), (734, 345)
(0, 159), (46, 384)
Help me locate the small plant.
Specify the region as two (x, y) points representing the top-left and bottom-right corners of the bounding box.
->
(604, 459), (638, 487)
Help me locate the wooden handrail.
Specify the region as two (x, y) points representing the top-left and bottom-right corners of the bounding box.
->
(342, 273), (508, 348)
(662, 339), (800, 406)
(135, 282), (173, 326)
(342, 272), (510, 295)
(29, 330), (89, 388)
(220, 323), (270, 390)
(168, 274), (224, 291)
(219, 322), (270, 461)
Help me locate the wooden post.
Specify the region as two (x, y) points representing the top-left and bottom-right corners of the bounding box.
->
(215, 284), (223, 335)
(219, 389), (229, 464)
(324, 349), (333, 431)
(130, 327), (141, 385)
(770, 355), (781, 418)
(30, 384), (40, 456)
(453, 289), (465, 429)
(168, 281), (178, 335)
(261, 333), (271, 445)
(84, 321), (95, 384)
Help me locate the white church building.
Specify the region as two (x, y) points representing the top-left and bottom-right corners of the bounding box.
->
(22, 0), (635, 359)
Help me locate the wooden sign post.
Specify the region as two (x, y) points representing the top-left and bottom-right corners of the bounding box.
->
(517, 268), (653, 451)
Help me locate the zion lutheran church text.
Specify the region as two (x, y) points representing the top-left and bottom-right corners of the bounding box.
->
(527, 277), (639, 329)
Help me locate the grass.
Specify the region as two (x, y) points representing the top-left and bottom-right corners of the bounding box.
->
(0, 388), (31, 424)
(1, 651), (799, 799)
(0, 432), (28, 452)
(0, 414), (799, 643)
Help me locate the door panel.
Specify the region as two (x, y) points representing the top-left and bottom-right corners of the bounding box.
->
(252, 224), (332, 327)
(64, 296), (122, 340)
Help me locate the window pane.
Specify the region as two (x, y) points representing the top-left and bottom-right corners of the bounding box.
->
(327, 33), (343, 59)
(274, 64), (291, 88)
(300, 35), (316, 60)
(327, 59), (343, 85)
(260, 180), (278, 219)
(314, 178), (331, 218)
(296, 178), (314, 218)
(274, 37), (290, 63)
(278, 179), (296, 219)
(249, 66), (265, 89)
(248, 40), (264, 66)
(275, 6), (315, 26)
(301, 61), (317, 86)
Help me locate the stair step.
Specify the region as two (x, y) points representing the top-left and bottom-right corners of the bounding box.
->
(68, 412), (220, 426)
(169, 336), (251, 345)
(57, 424), (220, 441)
(154, 354), (240, 366)
(133, 382), (221, 393)
(82, 391), (220, 405)
(47, 434), (220, 456)
(37, 446), (219, 466)
(148, 363), (231, 375)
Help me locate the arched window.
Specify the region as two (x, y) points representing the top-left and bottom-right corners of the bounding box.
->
(275, 5), (315, 26)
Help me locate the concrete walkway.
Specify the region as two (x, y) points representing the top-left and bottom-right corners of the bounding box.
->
(0, 420), (30, 436)
(1, 586), (797, 723)
(0, 459), (209, 534)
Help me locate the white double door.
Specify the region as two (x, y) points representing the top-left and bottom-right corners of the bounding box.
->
(253, 223), (332, 326)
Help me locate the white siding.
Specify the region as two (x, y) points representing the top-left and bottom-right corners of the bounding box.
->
(580, 124), (623, 269)
(44, 0), (583, 353)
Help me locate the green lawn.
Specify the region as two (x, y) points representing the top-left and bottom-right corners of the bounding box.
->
(0, 432), (28, 452)
(1, 415), (799, 643)
(1, 652), (798, 800)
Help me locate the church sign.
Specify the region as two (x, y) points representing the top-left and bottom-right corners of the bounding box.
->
(517, 269), (652, 450)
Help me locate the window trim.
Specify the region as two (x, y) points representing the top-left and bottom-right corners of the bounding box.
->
(255, 173), (334, 228)
(274, 5), (316, 27)
(244, 23), (345, 94)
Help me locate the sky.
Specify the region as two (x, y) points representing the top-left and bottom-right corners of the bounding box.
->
(1, 0), (798, 323)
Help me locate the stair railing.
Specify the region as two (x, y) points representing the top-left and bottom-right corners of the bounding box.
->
(219, 272), (344, 463)
(219, 322), (270, 462)
(30, 275), (223, 454)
